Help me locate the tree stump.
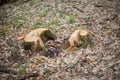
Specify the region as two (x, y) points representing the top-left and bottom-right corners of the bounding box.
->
(17, 28), (57, 51)
(68, 29), (88, 51)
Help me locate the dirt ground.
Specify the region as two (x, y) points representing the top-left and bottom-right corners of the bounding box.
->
(0, 0), (120, 80)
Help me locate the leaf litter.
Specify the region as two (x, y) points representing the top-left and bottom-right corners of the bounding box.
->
(0, 0), (120, 80)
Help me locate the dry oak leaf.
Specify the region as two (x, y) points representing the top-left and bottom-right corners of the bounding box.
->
(17, 28), (56, 51)
(28, 63), (36, 69)
(34, 56), (45, 62)
(68, 29), (88, 51)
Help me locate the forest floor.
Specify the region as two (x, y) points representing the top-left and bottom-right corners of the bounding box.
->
(0, 0), (120, 80)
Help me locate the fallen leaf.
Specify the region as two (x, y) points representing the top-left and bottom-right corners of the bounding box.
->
(34, 56), (45, 62)
(28, 63), (36, 69)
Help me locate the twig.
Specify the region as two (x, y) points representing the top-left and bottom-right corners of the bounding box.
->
(14, 73), (39, 80)
(72, 6), (84, 13)
(0, 68), (17, 75)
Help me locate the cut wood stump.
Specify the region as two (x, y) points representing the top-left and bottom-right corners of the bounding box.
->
(17, 28), (57, 51)
(68, 29), (88, 51)
(63, 29), (88, 51)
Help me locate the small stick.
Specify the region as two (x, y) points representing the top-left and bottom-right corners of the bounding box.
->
(14, 73), (39, 80)
(0, 68), (17, 75)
